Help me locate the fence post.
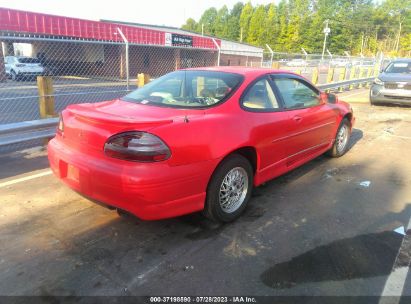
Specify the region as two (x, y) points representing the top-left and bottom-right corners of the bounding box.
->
(0, 45), (6, 82)
(116, 28), (129, 91)
(137, 73), (150, 88)
(212, 39), (221, 67)
(37, 76), (56, 118)
(327, 68), (335, 83)
(311, 68), (319, 84)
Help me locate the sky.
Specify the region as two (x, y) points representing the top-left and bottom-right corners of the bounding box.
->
(0, 0), (278, 28)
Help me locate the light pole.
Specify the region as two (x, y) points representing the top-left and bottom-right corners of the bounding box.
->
(322, 19), (330, 61)
(266, 44), (274, 68)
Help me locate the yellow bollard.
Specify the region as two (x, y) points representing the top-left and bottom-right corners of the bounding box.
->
(37, 76), (56, 118)
(295, 69), (302, 75)
(327, 68), (335, 83)
(339, 68), (347, 81)
(311, 68), (319, 85)
(338, 68), (347, 92)
(137, 73), (150, 88)
(374, 65), (380, 77)
(349, 67), (357, 90)
(367, 67), (373, 78)
(358, 68), (365, 88)
(197, 77), (205, 96)
(272, 62), (280, 69)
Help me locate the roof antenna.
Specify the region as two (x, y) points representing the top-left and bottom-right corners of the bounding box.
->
(184, 115), (189, 123)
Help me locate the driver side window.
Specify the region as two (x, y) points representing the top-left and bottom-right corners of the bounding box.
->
(273, 78), (320, 109)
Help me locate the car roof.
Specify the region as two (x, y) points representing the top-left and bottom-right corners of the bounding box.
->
(185, 66), (298, 77)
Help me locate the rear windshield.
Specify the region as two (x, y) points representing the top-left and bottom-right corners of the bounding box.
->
(17, 57), (40, 63)
(122, 70), (243, 108)
(385, 62), (411, 74)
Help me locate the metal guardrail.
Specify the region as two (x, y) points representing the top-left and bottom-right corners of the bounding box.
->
(0, 117), (58, 147)
(318, 77), (374, 91)
(0, 77), (374, 148)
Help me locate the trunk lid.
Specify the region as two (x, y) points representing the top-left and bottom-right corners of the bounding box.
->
(61, 99), (202, 152)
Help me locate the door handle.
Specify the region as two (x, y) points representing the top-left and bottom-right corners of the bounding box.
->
(293, 116), (303, 123)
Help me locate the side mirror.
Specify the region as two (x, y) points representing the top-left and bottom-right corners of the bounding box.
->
(320, 92), (338, 104)
(327, 93), (338, 104)
(320, 92), (328, 104)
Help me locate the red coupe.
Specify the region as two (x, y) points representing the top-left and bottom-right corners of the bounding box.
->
(48, 67), (354, 222)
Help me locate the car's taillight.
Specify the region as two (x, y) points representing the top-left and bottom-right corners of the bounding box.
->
(57, 115), (64, 135)
(15, 64), (25, 67)
(104, 132), (171, 162)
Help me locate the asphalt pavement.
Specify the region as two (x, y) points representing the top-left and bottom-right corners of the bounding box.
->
(0, 89), (410, 300)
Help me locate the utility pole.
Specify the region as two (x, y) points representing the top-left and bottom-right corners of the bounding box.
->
(360, 32), (364, 56)
(240, 27), (243, 43)
(201, 23), (204, 36)
(322, 19), (330, 61)
(395, 19), (402, 53)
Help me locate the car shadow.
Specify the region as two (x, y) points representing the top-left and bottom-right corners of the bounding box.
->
(260, 230), (405, 289)
(347, 128), (363, 151)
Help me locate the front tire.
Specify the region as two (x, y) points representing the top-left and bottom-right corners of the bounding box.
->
(203, 154), (253, 223)
(327, 118), (351, 157)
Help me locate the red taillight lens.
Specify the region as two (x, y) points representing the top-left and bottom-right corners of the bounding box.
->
(57, 115), (64, 135)
(104, 132), (171, 162)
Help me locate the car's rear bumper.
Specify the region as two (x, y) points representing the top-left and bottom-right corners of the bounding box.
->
(370, 85), (411, 105)
(48, 137), (220, 220)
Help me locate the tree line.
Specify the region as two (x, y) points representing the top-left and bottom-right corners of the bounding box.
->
(182, 0), (411, 56)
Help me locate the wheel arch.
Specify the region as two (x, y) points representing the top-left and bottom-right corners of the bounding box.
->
(224, 146), (258, 174)
(343, 112), (353, 125)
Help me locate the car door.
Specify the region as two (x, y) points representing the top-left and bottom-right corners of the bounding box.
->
(271, 74), (337, 166)
(240, 76), (292, 180)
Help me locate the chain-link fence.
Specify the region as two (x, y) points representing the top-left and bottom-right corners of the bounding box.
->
(1, 37), (387, 124)
(0, 35), (387, 153)
(0, 37), (218, 124)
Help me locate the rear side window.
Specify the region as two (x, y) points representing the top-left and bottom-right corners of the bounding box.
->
(123, 70), (243, 108)
(273, 78), (319, 109)
(241, 79), (279, 110)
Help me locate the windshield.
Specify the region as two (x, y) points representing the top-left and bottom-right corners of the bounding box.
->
(122, 70), (243, 108)
(17, 57), (41, 64)
(384, 62), (411, 74)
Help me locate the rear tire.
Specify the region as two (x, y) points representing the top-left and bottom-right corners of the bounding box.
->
(327, 118), (351, 158)
(203, 154), (253, 223)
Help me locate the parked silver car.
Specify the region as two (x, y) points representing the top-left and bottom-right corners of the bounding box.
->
(4, 56), (45, 80)
(370, 59), (411, 105)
